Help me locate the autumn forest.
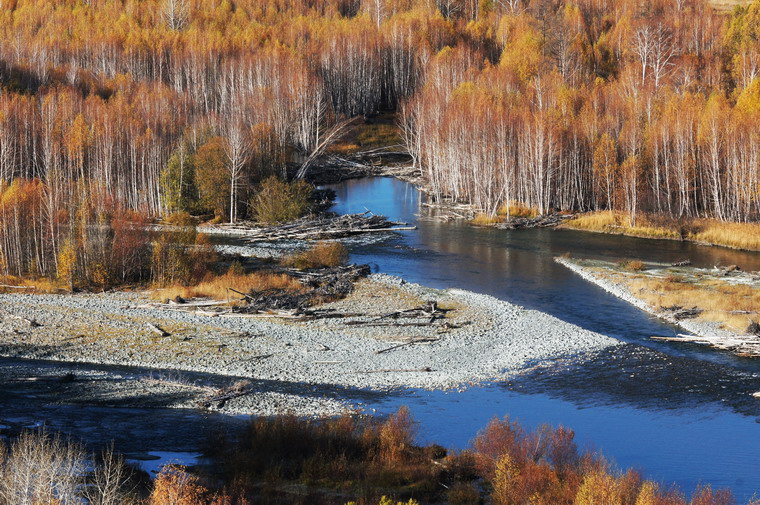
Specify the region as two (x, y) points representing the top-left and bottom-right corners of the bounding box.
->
(0, 0), (758, 283)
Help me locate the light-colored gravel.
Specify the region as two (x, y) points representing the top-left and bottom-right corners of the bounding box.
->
(555, 256), (753, 345)
(0, 274), (619, 416)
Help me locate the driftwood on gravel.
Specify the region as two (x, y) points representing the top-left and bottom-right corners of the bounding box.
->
(146, 322), (170, 337)
(0, 308), (42, 327)
(207, 212), (415, 241)
(375, 337), (440, 354)
(661, 305), (703, 320)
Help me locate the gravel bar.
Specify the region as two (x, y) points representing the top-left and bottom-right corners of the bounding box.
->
(0, 274), (620, 416)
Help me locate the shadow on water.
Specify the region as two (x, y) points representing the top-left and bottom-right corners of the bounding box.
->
(326, 177), (760, 500)
(0, 356), (387, 454)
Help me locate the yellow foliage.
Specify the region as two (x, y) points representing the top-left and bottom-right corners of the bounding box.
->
(492, 454), (521, 505)
(149, 466), (208, 505)
(574, 471), (622, 505)
(57, 239), (78, 290)
(635, 481), (659, 505)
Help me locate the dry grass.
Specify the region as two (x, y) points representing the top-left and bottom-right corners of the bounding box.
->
(611, 271), (759, 334)
(329, 114), (403, 154)
(618, 259), (646, 271)
(562, 211), (682, 240)
(471, 203), (541, 225)
(282, 242), (348, 270)
(498, 202), (540, 218)
(687, 220), (760, 251)
(0, 275), (63, 293)
(709, 0), (751, 11)
(152, 271), (304, 301)
(470, 213), (505, 226)
(563, 211), (760, 250)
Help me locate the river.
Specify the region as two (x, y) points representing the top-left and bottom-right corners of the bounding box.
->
(326, 176), (760, 501)
(1, 175), (758, 499)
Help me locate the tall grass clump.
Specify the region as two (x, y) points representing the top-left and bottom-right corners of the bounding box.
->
(152, 269), (304, 302)
(282, 241), (348, 270)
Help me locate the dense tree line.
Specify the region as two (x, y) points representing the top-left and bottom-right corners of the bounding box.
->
(0, 0), (758, 280)
(403, 0), (760, 223)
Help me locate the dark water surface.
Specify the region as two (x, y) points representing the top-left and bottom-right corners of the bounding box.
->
(327, 177), (760, 500)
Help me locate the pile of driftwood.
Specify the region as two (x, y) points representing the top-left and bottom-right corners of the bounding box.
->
(661, 305), (704, 321)
(209, 212), (415, 241)
(236, 264), (371, 312)
(142, 264), (371, 319)
(494, 213), (574, 230)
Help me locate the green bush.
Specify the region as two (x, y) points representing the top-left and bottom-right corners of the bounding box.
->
(251, 176), (312, 224)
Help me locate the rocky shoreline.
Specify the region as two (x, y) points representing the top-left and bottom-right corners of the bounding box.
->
(555, 257), (760, 356)
(0, 274), (618, 417)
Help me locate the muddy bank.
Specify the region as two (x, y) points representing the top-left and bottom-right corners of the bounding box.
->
(0, 275), (618, 416)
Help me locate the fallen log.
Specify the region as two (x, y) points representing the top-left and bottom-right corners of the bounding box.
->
(146, 322), (170, 337)
(375, 338), (440, 354)
(360, 367), (434, 373)
(0, 310), (42, 327)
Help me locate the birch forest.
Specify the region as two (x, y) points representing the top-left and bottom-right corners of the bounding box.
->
(0, 0), (758, 281)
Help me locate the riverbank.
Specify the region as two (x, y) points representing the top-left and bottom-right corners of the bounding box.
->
(560, 211), (760, 252)
(0, 274), (618, 416)
(556, 257), (760, 357)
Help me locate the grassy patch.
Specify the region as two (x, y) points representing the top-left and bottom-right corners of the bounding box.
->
(562, 211), (682, 240)
(563, 211), (760, 250)
(709, 0), (752, 11)
(498, 202), (540, 218)
(329, 114), (403, 154)
(0, 275), (63, 293)
(282, 242), (348, 270)
(595, 265), (760, 334)
(687, 220), (760, 251)
(470, 213), (505, 226)
(152, 271), (304, 302)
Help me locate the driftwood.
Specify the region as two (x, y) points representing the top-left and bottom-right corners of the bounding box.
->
(232, 264), (371, 313)
(360, 367), (434, 374)
(661, 305), (703, 320)
(0, 309), (42, 327)
(200, 381), (252, 408)
(208, 212), (415, 241)
(651, 333), (760, 357)
(146, 322), (170, 337)
(494, 214), (574, 230)
(375, 337), (439, 354)
(671, 259), (692, 267)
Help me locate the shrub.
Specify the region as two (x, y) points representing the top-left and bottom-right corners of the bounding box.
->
(378, 406), (416, 465)
(618, 259), (646, 271)
(282, 242), (348, 270)
(251, 176), (312, 224)
(447, 482), (480, 505)
(149, 465), (209, 505)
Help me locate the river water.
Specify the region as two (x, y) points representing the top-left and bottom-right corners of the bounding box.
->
(326, 176), (760, 501)
(1, 176), (758, 499)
